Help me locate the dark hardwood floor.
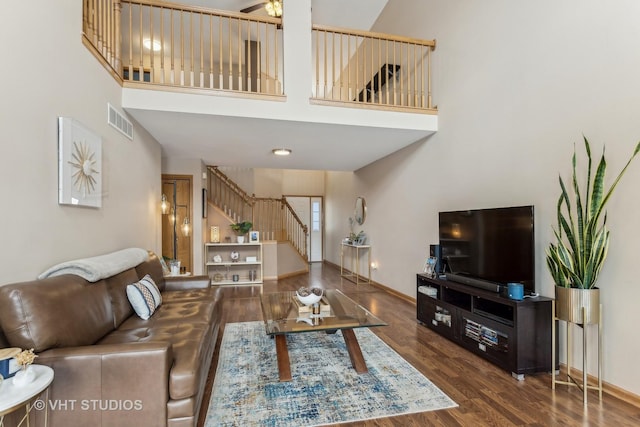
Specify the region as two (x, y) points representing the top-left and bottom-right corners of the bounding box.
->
(198, 263), (640, 426)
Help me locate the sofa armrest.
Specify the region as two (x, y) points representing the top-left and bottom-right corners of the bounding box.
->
(164, 274), (211, 291)
(35, 342), (172, 426)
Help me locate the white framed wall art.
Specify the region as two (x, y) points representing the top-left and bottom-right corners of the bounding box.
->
(58, 117), (102, 208)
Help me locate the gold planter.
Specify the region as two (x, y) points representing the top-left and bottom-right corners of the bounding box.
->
(554, 286), (600, 324)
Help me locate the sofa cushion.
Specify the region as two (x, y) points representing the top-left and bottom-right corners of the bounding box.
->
(0, 275), (114, 352)
(99, 322), (214, 400)
(118, 298), (219, 331)
(127, 276), (162, 320)
(135, 252), (166, 292)
(104, 268), (139, 328)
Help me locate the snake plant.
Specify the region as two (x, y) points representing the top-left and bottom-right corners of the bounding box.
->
(546, 137), (640, 289)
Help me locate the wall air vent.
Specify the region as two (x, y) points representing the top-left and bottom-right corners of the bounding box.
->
(107, 103), (133, 140)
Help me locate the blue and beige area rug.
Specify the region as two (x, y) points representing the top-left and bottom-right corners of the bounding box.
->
(205, 321), (457, 426)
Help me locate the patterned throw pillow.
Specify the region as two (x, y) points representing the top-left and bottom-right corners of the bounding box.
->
(126, 274), (162, 320)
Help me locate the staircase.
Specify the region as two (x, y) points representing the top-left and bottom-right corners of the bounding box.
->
(206, 166), (309, 262)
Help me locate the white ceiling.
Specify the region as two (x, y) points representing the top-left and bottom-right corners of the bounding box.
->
(125, 0), (435, 171)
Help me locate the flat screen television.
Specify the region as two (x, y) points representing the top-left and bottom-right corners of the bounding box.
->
(439, 205), (535, 295)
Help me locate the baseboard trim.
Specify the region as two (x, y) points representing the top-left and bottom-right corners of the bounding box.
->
(557, 364), (640, 408)
(322, 260), (416, 305)
(277, 269), (309, 280)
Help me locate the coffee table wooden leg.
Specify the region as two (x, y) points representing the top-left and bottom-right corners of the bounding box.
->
(342, 329), (368, 374)
(275, 334), (292, 381)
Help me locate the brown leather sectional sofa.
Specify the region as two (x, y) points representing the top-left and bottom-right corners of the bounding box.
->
(0, 252), (222, 427)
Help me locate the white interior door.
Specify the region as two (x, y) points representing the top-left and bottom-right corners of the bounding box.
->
(286, 196), (323, 262)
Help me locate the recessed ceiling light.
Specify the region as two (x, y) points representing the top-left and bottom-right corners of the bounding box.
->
(143, 39), (162, 51)
(272, 148), (292, 156)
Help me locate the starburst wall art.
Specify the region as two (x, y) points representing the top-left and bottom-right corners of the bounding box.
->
(58, 117), (102, 207)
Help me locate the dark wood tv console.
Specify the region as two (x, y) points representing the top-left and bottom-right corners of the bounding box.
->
(416, 274), (554, 379)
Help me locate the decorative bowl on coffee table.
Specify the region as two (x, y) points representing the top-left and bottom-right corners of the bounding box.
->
(296, 287), (323, 305)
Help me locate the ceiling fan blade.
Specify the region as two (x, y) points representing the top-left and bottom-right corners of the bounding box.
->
(240, 2), (266, 14)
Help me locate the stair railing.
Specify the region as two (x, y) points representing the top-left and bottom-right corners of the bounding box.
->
(207, 166), (308, 261)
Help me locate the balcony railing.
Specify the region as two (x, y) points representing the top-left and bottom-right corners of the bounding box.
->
(83, 0), (284, 96)
(82, 0), (436, 112)
(311, 25), (436, 112)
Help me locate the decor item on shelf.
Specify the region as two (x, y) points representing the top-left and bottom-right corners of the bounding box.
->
(230, 221), (253, 243)
(213, 254), (222, 263)
(349, 230), (366, 245)
(12, 348), (37, 387)
(169, 260), (181, 276)
(546, 136), (640, 323)
(249, 231), (260, 243)
(230, 251), (240, 262)
(210, 226), (220, 243)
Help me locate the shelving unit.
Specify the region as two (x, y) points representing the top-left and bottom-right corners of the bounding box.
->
(205, 243), (263, 287)
(416, 274), (555, 379)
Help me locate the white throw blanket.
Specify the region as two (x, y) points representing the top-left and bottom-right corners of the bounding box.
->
(38, 248), (149, 282)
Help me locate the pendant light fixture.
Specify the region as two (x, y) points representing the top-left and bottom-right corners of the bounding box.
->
(161, 193), (170, 214)
(181, 216), (191, 237)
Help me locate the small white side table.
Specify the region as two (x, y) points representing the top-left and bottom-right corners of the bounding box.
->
(340, 243), (372, 285)
(0, 365), (54, 427)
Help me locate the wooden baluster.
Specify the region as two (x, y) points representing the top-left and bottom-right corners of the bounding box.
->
(160, 6), (165, 84)
(190, 11), (194, 87)
(413, 43), (418, 107)
(347, 34), (351, 101)
(323, 30), (327, 99)
(139, 5), (143, 80)
(274, 22), (279, 94)
(266, 22), (270, 94)
(385, 39), (389, 106)
(421, 44), (425, 109)
(331, 31), (335, 100)
(228, 16), (232, 90)
(209, 15), (214, 89)
(217, 15), (222, 89)
(428, 44), (433, 109)
(256, 21), (261, 93)
(393, 40), (397, 106)
(200, 12), (204, 88)
(180, 10), (185, 86)
(247, 19), (252, 92)
(127, 3), (132, 80)
(149, 4), (154, 82)
(237, 18), (242, 91)
(339, 32), (343, 101)
(170, 8), (175, 84)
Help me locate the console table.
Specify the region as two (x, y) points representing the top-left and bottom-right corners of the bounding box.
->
(0, 364), (54, 426)
(340, 243), (371, 285)
(416, 274), (555, 379)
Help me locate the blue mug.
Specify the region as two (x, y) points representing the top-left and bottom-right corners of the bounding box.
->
(507, 283), (524, 300)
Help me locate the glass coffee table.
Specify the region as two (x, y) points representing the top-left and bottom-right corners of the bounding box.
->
(260, 289), (387, 381)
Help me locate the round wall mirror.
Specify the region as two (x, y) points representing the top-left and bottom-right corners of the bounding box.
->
(354, 196), (367, 225)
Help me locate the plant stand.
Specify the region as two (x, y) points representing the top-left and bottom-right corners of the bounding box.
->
(552, 300), (603, 404)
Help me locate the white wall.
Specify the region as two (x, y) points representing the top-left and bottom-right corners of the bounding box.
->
(326, 0), (640, 395)
(0, 2), (162, 284)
